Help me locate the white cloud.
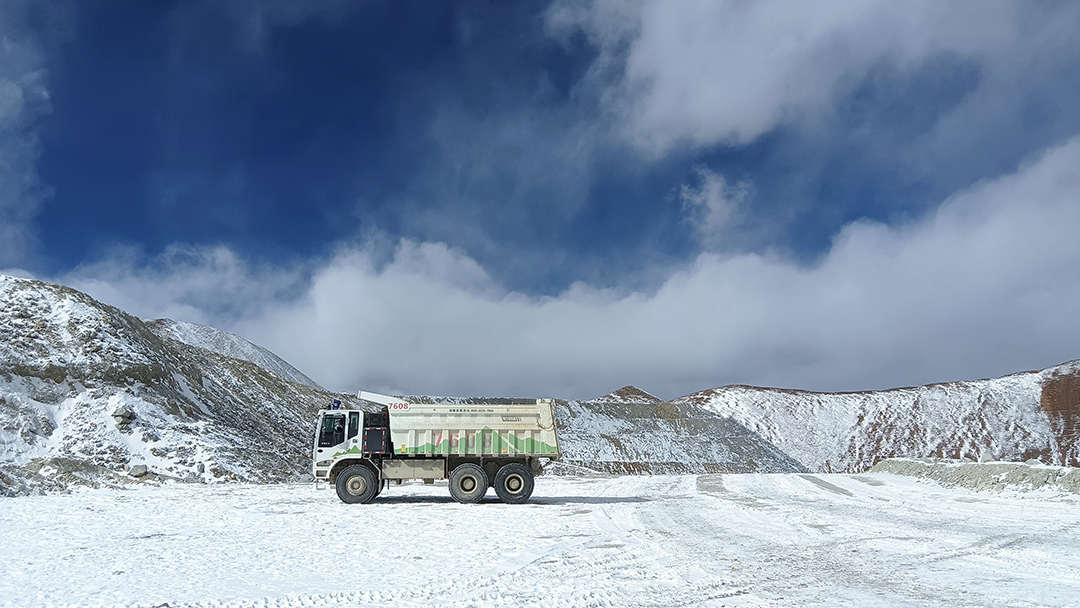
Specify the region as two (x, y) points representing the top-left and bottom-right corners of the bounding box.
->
(412, 104), (601, 236)
(0, 4), (53, 266)
(60, 244), (306, 326)
(46, 135), (1080, 403)
(547, 0), (1069, 155)
(680, 167), (749, 248)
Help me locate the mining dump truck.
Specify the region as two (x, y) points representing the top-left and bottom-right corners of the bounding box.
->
(312, 391), (560, 504)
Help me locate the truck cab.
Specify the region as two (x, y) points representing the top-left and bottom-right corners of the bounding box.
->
(313, 408), (390, 478)
(314, 410), (354, 457)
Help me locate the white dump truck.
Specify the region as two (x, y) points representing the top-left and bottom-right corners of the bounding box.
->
(312, 391), (561, 504)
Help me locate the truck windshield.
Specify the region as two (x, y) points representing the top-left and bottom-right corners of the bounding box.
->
(318, 414), (346, 447)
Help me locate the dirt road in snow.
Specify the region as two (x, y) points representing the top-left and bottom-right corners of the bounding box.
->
(1, 473), (1077, 607)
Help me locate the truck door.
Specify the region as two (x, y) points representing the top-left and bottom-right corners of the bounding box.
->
(346, 411), (361, 450)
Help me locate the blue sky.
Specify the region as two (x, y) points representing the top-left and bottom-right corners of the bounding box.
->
(4, 1), (1080, 399)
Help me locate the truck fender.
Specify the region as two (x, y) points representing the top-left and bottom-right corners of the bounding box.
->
(329, 458), (379, 483)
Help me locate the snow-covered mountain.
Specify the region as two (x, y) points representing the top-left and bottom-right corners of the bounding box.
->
(145, 318), (322, 389)
(0, 275), (366, 496)
(0, 276), (806, 495)
(8, 273), (1072, 493)
(674, 362), (1080, 473)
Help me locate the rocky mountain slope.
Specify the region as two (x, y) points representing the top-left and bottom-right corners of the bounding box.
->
(0, 275), (366, 496)
(554, 386), (806, 474)
(675, 362), (1080, 473)
(145, 318), (322, 389)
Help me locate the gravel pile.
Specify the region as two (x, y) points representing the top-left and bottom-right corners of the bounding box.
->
(872, 457), (1080, 493)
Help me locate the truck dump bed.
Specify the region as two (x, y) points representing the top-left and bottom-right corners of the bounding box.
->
(360, 391), (560, 458)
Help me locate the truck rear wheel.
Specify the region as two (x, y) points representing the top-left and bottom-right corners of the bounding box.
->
(336, 465), (378, 504)
(448, 463), (488, 503)
(493, 463), (534, 504)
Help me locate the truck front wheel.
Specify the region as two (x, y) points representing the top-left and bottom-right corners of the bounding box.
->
(336, 465), (378, 504)
(494, 463), (534, 504)
(449, 463), (488, 503)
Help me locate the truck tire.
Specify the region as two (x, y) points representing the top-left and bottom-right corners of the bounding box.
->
(336, 465), (378, 504)
(448, 463), (488, 503)
(493, 463), (534, 504)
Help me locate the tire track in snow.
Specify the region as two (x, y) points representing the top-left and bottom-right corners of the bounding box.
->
(3, 475), (1079, 607)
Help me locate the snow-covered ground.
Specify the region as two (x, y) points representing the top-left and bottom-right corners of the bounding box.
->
(1, 474), (1077, 607)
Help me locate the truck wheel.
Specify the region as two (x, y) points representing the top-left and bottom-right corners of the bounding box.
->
(493, 463), (534, 504)
(336, 465), (378, 504)
(448, 463), (488, 503)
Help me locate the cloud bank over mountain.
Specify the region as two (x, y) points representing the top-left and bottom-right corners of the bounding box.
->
(52, 136), (1080, 399)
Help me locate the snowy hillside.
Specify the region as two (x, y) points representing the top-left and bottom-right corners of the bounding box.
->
(675, 362), (1080, 473)
(146, 318), (322, 389)
(0, 275), (366, 496)
(591, 385), (665, 405)
(555, 387), (806, 474)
